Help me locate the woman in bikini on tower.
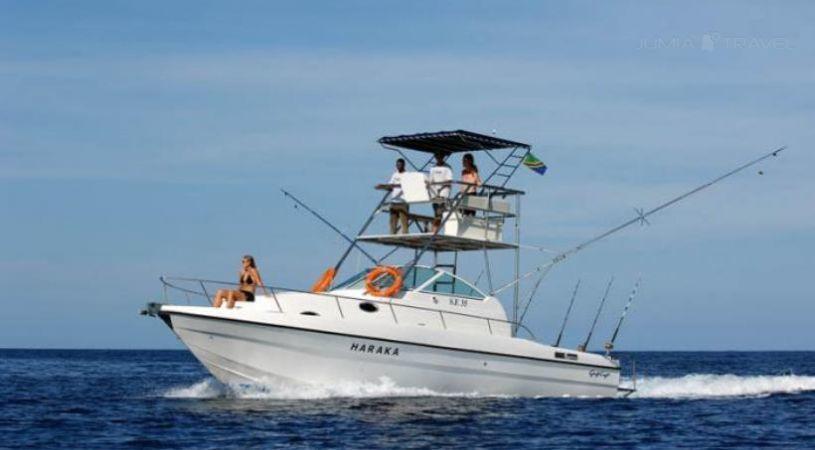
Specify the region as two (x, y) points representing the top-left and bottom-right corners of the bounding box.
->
(460, 153), (482, 216)
(213, 255), (268, 309)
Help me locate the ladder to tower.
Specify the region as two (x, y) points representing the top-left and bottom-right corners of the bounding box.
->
(432, 251), (458, 291)
(482, 146), (530, 188)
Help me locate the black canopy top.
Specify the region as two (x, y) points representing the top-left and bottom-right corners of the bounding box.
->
(378, 130), (530, 154)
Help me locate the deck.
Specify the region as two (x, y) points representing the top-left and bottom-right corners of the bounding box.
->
(356, 233), (516, 252)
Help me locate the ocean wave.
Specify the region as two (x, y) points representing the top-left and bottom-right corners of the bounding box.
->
(627, 373), (815, 399)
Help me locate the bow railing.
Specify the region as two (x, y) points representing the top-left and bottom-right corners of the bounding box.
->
(158, 275), (537, 340)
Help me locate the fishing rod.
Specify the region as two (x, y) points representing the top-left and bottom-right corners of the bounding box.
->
(604, 277), (642, 355)
(578, 277), (614, 352)
(497, 146), (786, 321)
(518, 267), (551, 323)
(516, 264), (555, 326)
(554, 279), (581, 347)
(281, 189), (379, 265)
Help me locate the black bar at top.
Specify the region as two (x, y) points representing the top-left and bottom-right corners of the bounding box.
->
(379, 130), (531, 153)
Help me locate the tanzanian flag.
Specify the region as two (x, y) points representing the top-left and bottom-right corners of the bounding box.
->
(523, 153), (548, 175)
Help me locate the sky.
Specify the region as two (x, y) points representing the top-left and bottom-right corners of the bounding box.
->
(1, 1), (813, 350)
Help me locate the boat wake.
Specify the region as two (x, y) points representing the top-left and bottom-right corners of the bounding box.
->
(628, 373), (815, 399)
(162, 373), (815, 401)
(162, 376), (475, 400)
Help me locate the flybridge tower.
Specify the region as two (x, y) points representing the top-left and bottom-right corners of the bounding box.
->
(332, 130), (532, 333)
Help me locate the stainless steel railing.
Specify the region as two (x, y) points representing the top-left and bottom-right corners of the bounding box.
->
(158, 275), (536, 340)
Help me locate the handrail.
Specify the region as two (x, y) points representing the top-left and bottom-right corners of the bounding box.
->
(378, 180), (524, 197)
(460, 180), (526, 196)
(159, 275), (537, 340)
(429, 180), (525, 196)
(377, 183), (518, 223)
(161, 275), (283, 312)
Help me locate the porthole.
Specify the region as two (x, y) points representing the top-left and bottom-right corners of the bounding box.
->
(300, 311), (319, 316)
(359, 302), (378, 313)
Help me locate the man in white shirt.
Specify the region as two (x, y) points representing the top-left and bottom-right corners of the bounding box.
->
(376, 158), (409, 234)
(428, 151), (453, 233)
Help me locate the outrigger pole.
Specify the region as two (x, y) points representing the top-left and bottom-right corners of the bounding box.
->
(333, 191), (393, 274)
(281, 189), (380, 266)
(500, 145), (786, 325)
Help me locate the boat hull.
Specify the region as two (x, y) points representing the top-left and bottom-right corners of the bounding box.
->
(163, 311), (620, 397)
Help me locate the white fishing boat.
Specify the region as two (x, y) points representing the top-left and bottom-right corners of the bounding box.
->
(142, 130), (784, 397)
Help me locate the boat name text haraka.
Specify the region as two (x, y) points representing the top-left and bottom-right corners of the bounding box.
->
(350, 342), (400, 356)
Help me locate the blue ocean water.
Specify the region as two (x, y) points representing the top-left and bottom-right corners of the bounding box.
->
(1, 350), (814, 449)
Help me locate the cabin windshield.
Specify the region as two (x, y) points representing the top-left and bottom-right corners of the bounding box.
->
(333, 269), (369, 290)
(422, 272), (485, 300)
(402, 267), (439, 290)
(333, 266), (438, 291)
(332, 266), (484, 299)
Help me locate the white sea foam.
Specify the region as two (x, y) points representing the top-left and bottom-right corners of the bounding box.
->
(162, 376), (476, 400)
(163, 378), (225, 399)
(162, 374), (815, 400)
(628, 373), (815, 399)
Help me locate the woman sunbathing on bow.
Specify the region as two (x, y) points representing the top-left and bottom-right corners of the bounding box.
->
(213, 255), (268, 309)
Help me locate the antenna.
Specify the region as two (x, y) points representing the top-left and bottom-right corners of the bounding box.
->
(578, 277), (614, 352)
(605, 277), (642, 355)
(554, 279), (581, 347)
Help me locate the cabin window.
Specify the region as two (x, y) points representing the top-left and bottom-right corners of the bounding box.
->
(300, 311), (319, 316)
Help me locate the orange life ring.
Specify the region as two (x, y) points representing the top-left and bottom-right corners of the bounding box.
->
(311, 267), (336, 293)
(365, 266), (403, 298)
